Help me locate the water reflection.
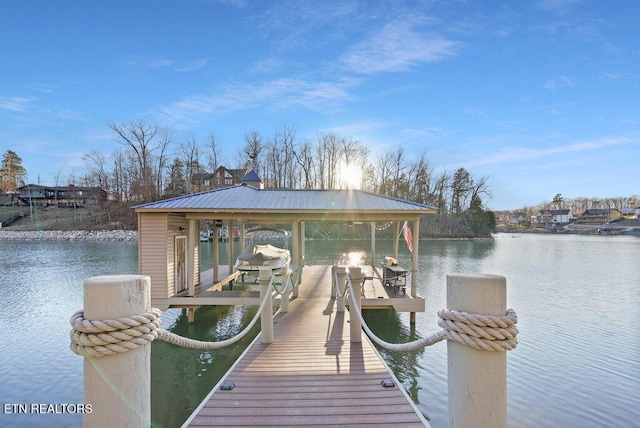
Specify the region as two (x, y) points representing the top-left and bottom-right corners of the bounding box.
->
(363, 309), (424, 404)
(150, 305), (260, 428)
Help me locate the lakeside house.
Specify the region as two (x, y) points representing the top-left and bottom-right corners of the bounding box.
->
(15, 184), (106, 208)
(190, 166), (251, 193)
(575, 208), (622, 224)
(535, 209), (573, 226)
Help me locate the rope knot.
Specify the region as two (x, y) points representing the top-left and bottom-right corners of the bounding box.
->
(437, 308), (518, 351)
(70, 308), (162, 357)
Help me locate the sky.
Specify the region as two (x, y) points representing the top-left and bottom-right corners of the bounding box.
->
(1, 0), (638, 211)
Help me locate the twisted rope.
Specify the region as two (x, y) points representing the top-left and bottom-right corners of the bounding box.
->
(332, 268), (348, 299)
(69, 308), (162, 357)
(346, 275), (518, 352)
(70, 283), (274, 357)
(272, 267), (299, 296)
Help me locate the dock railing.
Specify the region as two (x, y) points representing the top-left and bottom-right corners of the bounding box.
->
(70, 265), (516, 428)
(69, 267), (300, 426)
(333, 265), (518, 428)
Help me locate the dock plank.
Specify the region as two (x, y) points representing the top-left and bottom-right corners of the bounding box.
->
(185, 265), (428, 427)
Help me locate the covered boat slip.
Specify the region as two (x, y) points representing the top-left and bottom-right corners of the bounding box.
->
(155, 264), (425, 313)
(133, 185), (436, 314)
(183, 265), (429, 427)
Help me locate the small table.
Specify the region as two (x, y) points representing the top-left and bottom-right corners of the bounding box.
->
(380, 264), (409, 294)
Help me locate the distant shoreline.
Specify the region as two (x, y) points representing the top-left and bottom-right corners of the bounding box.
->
(0, 230), (138, 241)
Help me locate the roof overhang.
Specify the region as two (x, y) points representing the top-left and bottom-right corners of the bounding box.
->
(133, 185), (437, 223)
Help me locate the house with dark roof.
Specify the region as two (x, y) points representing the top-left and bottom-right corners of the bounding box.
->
(191, 167), (264, 193)
(536, 209), (572, 226)
(17, 184), (106, 207)
(576, 208), (622, 224)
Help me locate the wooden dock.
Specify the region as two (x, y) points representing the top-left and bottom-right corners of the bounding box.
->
(183, 265), (429, 427)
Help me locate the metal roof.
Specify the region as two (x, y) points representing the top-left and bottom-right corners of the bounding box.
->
(134, 185), (436, 221)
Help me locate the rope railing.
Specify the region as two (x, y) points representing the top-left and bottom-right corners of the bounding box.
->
(345, 273), (518, 352)
(70, 281), (275, 357)
(332, 267), (348, 299)
(271, 267), (300, 296)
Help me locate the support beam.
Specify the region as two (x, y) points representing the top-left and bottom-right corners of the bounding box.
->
(213, 223), (219, 282)
(393, 221), (400, 259)
(188, 219), (196, 296)
(410, 218), (419, 324)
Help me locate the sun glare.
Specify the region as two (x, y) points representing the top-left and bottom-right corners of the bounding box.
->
(339, 162), (362, 189)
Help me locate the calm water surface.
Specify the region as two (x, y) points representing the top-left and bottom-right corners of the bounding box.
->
(1, 234), (638, 427)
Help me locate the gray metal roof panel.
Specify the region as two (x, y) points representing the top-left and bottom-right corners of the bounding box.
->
(133, 185), (436, 212)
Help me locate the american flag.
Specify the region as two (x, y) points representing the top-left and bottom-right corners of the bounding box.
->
(402, 221), (413, 253)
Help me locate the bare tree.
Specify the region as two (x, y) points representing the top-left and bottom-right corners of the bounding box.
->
(244, 130), (264, 173)
(469, 175), (492, 210)
(207, 133), (221, 173)
(178, 134), (204, 193)
(109, 121), (164, 202)
(293, 139), (316, 189)
(408, 150), (433, 205)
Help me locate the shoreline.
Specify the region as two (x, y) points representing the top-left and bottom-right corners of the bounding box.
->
(0, 230), (138, 241)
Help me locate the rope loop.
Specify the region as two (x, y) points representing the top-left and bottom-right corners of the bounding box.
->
(70, 283), (275, 356)
(69, 308), (162, 357)
(345, 275), (518, 352)
(437, 308), (518, 351)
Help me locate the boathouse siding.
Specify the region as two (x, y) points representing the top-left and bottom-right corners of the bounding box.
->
(138, 212), (200, 306)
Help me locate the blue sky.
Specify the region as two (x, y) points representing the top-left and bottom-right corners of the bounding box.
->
(1, 0), (638, 210)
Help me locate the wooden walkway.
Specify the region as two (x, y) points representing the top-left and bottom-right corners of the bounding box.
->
(184, 265), (428, 427)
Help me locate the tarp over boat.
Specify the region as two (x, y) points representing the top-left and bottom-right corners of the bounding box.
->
(235, 244), (291, 271)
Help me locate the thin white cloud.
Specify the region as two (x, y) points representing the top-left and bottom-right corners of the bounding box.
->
(544, 75), (576, 90)
(176, 59), (208, 72)
(0, 96), (34, 112)
(341, 18), (459, 74)
(153, 77), (358, 125)
(326, 119), (392, 136)
(467, 136), (635, 166)
(122, 56), (207, 72)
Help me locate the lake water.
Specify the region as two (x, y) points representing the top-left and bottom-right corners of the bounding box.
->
(1, 234), (639, 427)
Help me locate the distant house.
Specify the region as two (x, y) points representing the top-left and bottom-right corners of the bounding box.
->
(17, 184), (106, 207)
(537, 209), (572, 226)
(190, 166), (250, 193)
(509, 212), (527, 226)
(619, 208), (637, 219)
(577, 208), (622, 224)
(190, 167), (266, 193)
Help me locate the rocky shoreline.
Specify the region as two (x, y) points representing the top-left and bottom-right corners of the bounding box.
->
(0, 230), (138, 241)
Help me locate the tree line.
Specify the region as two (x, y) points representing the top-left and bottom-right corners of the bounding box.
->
(1, 121), (496, 236)
(496, 192), (640, 224)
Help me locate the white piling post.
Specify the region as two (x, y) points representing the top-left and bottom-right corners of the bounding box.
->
(447, 273), (507, 428)
(280, 270), (291, 313)
(331, 265), (337, 298)
(83, 275), (151, 428)
(336, 266), (347, 313)
(258, 267), (274, 343)
(348, 267), (363, 343)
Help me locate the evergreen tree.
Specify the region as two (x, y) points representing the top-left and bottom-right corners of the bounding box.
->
(0, 150), (27, 192)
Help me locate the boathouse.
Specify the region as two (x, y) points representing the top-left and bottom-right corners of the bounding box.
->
(133, 184), (436, 315)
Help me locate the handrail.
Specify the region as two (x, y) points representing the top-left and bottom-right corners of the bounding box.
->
(344, 272), (518, 352)
(70, 280), (276, 356)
